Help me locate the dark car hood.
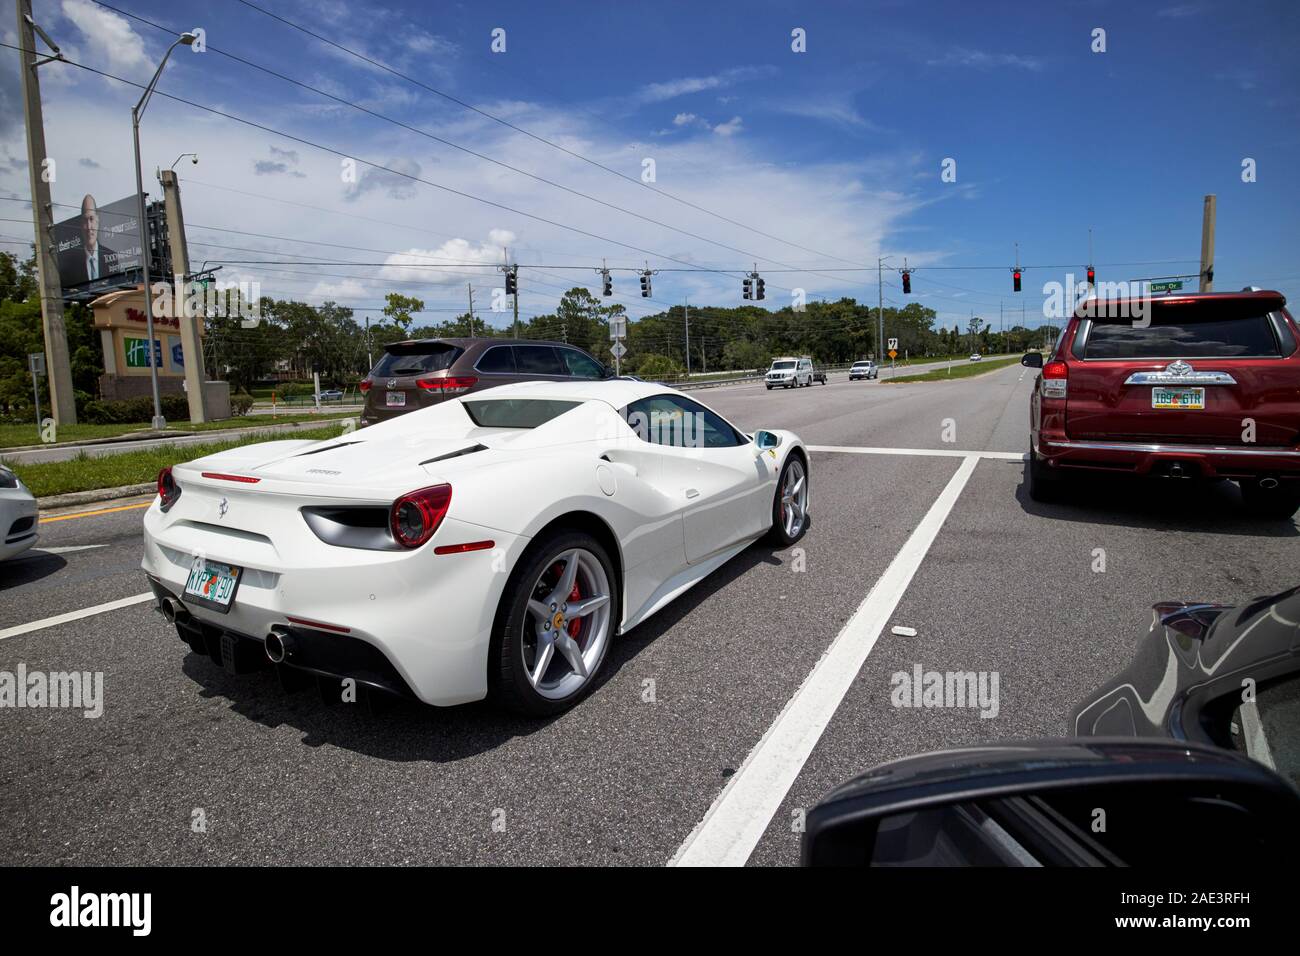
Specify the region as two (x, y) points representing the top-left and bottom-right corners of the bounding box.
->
(1070, 586), (1300, 739)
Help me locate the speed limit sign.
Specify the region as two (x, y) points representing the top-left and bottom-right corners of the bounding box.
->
(887, 337), (898, 350)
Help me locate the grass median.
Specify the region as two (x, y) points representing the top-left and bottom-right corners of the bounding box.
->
(3, 423), (351, 499)
(885, 354), (1022, 384)
(0, 411), (357, 451)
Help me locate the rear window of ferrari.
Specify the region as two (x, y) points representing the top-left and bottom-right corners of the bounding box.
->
(462, 399), (580, 429)
(1079, 312), (1287, 360)
(372, 342), (463, 377)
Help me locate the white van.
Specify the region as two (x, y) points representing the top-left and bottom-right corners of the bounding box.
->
(765, 356), (814, 389)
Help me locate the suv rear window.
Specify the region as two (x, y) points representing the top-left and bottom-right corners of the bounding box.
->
(372, 343), (462, 377)
(1080, 312), (1284, 359)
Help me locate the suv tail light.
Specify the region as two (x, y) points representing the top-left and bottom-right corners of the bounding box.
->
(416, 376), (477, 394)
(157, 467), (181, 511)
(359, 380), (372, 393)
(1041, 360), (1068, 400)
(390, 484), (452, 548)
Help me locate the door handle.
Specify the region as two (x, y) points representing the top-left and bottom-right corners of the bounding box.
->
(685, 488), (700, 499)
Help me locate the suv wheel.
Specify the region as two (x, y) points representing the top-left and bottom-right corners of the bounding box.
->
(1240, 480), (1300, 521)
(1027, 448), (1065, 503)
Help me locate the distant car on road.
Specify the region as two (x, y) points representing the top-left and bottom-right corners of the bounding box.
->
(969, 353), (982, 362)
(0, 465), (38, 561)
(765, 356), (814, 389)
(849, 361), (878, 381)
(318, 389), (344, 401)
(359, 338), (612, 427)
(1022, 289), (1300, 518)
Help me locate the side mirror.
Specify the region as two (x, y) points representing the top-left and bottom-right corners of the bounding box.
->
(1021, 352), (1043, 369)
(754, 430), (782, 450)
(802, 739), (1300, 866)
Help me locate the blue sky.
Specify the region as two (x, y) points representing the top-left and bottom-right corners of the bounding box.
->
(2, 0), (1298, 332)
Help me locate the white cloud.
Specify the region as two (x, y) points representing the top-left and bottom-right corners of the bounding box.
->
(60, 0), (148, 74)
(638, 66), (773, 104)
(927, 47), (1044, 71)
(712, 116), (743, 136)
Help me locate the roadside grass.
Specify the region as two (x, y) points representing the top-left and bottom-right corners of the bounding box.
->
(3, 423), (350, 499)
(885, 354), (1022, 384)
(0, 412), (356, 451)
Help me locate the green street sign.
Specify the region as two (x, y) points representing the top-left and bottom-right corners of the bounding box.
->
(1150, 280), (1184, 293)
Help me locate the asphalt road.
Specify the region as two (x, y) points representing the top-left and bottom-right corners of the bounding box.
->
(1, 362), (1294, 866)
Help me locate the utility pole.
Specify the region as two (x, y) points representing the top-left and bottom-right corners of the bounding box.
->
(364, 315), (372, 369)
(17, 0), (75, 425)
(467, 283), (475, 336)
(1199, 194), (1216, 293)
(160, 169), (207, 422)
(877, 258), (884, 362)
(684, 297), (691, 376)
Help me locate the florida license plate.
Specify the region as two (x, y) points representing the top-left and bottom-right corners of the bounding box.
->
(184, 559), (242, 612)
(386, 391), (406, 407)
(1152, 387), (1204, 410)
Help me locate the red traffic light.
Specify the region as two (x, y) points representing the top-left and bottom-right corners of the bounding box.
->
(901, 270), (912, 294)
(1012, 269), (1022, 293)
(1086, 267), (1095, 286)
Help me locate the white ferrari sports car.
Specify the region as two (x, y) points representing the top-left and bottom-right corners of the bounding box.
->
(142, 380), (809, 715)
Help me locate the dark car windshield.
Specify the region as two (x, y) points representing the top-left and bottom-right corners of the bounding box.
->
(372, 343), (463, 377)
(462, 399), (580, 429)
(1081, 312), (1284, 359)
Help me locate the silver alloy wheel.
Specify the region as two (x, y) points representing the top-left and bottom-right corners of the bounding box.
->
(780, 459), (808, 538)
(522, 548), (612, 700)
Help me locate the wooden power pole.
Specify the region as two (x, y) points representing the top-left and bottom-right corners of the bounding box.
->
(1199, 194), (1216, 293)
(16, 0), (76, 424)
(160, 169), (207, 422)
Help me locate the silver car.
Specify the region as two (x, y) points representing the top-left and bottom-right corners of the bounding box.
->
(0, 466), (38, 562)
(849, 361), (878, 381)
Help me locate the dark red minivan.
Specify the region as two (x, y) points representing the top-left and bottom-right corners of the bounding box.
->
(1022, 290), (1300, 519)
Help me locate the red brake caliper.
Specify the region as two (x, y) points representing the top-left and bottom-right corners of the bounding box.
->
(567, 578), (583, 644)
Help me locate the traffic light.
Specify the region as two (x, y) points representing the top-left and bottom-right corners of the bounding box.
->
(901, 270), (912, 294)
(601, 270), (612, 297)
(505, 268), (517, 295)
(640, 272), (651, 297)
(743, 277), (752, 300)
(1012, 269), (1022, 293)
(1086, 266), (1095, 287)
(756, 277), (765, 300)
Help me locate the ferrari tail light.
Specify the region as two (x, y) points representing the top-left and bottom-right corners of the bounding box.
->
(359, 380), (372, 393)
(416, 376), (478, 394)
(1041, 360), (1069, 400)
(157, 467), (181, 511)
(391, 484), (452, 548)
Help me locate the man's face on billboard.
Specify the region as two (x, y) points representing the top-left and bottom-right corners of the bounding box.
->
(81, 198), (98, 253)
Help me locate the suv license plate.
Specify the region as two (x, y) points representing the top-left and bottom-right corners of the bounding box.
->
(184, 559), (242, 612)
(1152, 387), (1205, 410)
(386, 391), (406, 407)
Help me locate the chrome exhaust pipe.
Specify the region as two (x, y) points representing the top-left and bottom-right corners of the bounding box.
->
(1259, 477), (1280, 490)
(1168, 463), (1185, 478)
(159, 597), (190, 625)
(264, 627), (292, 664)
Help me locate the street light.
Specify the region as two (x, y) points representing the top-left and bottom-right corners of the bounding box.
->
(132, 31), (196, 430)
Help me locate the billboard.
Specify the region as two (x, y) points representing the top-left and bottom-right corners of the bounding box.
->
(52, 194), (147, 296)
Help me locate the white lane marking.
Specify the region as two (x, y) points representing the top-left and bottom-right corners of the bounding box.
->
(0, 592), (154, 642)
(809, 443), (1025, 461)
(35, 544), (108, 554)
(670, 455), (980, 867)
(890, 625), (918, 637)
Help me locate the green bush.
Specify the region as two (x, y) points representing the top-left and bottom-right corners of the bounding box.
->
(230, 395), (254, 417)
(82, 394), (191, 425)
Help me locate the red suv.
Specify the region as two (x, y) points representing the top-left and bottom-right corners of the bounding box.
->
(1022, 290), (1300, 519)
